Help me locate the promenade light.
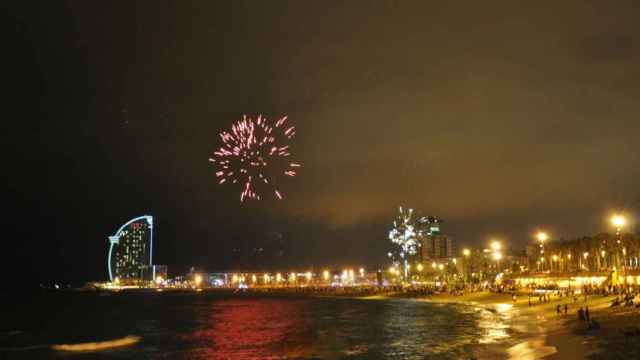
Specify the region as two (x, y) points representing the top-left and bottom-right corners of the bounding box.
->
(537, 232), (548, 243)
(323, 270), (330, 281)
(491, 241), (501, 251)
(492, 252), (502, 261)
(601, 250), (606, 257)
(252, 274), (257, 283)
(432, 262), (437, 269)
(232, 274), (238, 283)
(463, 248), (471, 257)
(264, 274), (270, 283)
(552, 255), (558, 262)
(276, 273), (282, 282)
(583, 252), (589, 259)
(289, 272), (296, 282)
(195, 274), (202, 286)
(155, 276), (163, 285)
(611, 214), (626, 228)
(388, 266), (395, 274)
(567, 254), (572, 260)
(306, 272), (312, 281)
(359, 268), (365, 277)
(438, 264), (444, 270)
(417, 263), (424, 272)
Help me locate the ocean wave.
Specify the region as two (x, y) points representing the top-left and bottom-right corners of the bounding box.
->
(51, 335), (141, 352)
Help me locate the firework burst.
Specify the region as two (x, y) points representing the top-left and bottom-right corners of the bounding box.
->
(388, 207), (424, 259)
(209, 115), (300, 201)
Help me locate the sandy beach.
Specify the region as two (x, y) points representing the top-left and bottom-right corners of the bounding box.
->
(417, 290), (640, 359)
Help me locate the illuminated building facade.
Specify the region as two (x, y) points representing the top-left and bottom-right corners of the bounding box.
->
(419, 217), (454, 260)
(108, 215), (154, 282)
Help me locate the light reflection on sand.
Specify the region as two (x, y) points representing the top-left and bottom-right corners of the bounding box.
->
(475, 301), (560, 359)
(507, 338), (557, 359)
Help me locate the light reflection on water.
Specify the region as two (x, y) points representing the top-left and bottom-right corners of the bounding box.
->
(2, 294), (522, 359)
(177, 297), (517, 359)
(476, 303), (515, 344)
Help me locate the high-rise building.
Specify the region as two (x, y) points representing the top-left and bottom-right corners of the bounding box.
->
(419, 217), (454, 260)
(107, 215), (154, 282)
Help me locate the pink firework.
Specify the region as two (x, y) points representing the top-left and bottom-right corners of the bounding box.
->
(209, 115), (300, 201)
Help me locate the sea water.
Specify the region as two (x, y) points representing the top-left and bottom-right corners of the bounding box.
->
(1, 292), (521, 359)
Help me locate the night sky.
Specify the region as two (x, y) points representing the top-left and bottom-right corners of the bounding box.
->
(5, 1), (640, 285)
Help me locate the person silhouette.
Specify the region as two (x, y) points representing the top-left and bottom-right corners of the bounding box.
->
(585, 306), (590, 322)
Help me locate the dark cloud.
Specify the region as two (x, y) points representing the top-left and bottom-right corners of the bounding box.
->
(5, 0), (640, 283)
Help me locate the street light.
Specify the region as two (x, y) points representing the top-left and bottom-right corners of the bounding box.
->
(195, 274), (202, 287)
(461, 249), (471, 284)
(611, 214), (628, 270)
(416, 263), (424, 272)
(537, 232), (548, 243)
(492, 252), (502, 272)
(612, 214), (626, 228)
(536, 232), (548, 272)
(323, 270), (330, 281)
(491, 241), (501, 251)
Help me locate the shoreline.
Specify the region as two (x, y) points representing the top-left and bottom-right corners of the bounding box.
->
(51, 287), (640, 358)
(418, 290), (640, 359)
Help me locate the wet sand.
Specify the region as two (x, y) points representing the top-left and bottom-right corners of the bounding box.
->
(419, 291), (607, 359)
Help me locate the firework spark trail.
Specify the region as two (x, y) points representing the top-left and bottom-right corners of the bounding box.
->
(209, 115), (300, 201)
(388, 207), (428, 261)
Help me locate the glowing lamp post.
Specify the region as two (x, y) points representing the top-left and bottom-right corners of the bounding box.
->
(537, 232), (548, 272)
(194, 274), (202, 288)
(611, 214), (627, 270)
(491, 241), (501, 251)
(492, 251), (502, 272)
(490, 240), (502, 272)
(462, 249), (471, 284)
